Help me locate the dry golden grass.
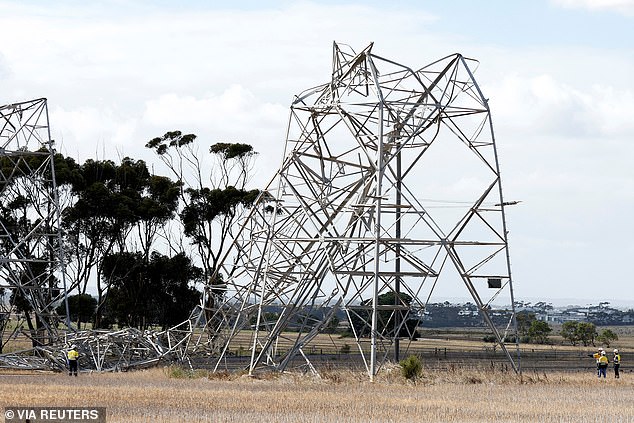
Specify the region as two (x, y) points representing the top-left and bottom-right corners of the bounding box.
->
(1, 365), (633, 422)
(2, 326), (633, 421)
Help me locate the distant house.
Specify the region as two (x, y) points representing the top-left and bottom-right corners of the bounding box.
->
(537, 310), (587, 324)
(621, 314), (634, 324)
(458, 309), (478, 317)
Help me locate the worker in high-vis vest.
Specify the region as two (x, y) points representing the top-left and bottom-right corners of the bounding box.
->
(592, 348), (604, 377)
(67, 344), (79, 376)
(613, 349), (621, 379)
(598, 350), (609, 379)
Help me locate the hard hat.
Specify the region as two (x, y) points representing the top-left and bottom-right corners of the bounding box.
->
(614, 349), (619, 353)
(601, 351), (606, 355)
(599, 347), (604, 351)
(71, 344), (77, 349)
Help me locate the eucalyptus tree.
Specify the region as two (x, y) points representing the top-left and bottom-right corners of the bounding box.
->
(101, 251), (201, 329)
(63, 158), (134, 326)
(55, 293), (97, 330)
(146, 132), (260, 281)
(63, 158), (118, 298)
(63, 157), (181, 326)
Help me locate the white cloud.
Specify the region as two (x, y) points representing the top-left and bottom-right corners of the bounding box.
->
(0, 53), (10, 80)
(145, 86), (261, 127)
(591, 85), (634, 135)
(50, 106), (138, 160)
(486, 73), (634, 137)
(481, 70), (634, 301)
(0, 2), (438, 107)
(552, 0), (634, 15)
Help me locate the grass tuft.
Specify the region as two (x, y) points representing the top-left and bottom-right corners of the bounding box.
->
(164, 365), (208, 379)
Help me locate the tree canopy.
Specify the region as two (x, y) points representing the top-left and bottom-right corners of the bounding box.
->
(560, 321), (597, 346)
(350, 292), (420, 340)
(1, 130), (259, 335)
(102, 251), (202, 329)
(527, 320), (552, 344)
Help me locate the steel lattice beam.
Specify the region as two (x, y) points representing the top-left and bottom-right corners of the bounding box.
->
(0, 98), (71, 349)
(196, 42), (520, 378)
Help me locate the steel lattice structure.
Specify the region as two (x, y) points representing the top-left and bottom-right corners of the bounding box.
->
(195, 42), (520, 378)
(0, 323), (196, 372)
(0, 98), (201, 371)
(0, 98), (70, 349)
(0, 43), (519, 377)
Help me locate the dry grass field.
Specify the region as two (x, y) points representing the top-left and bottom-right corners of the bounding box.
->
(1, 365), (633, 423)
(2, 326), (633, 421)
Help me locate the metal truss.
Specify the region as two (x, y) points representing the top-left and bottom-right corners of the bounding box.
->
(0, 98), (71, 349)
(0, 321), (196, 372)
(197, 42), (520, 378)
(0, 306), (204, 372)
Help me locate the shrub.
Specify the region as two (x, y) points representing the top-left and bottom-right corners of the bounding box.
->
(597, 329), (618, 347)
(527, 320), (552, 344)
(340, 343), (351, 354)
(400, 355), (422, 383)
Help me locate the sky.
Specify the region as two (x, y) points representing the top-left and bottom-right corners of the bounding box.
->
(0, 0), (633, 306)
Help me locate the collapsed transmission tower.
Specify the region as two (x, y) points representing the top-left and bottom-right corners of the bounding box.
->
(0, 98), (70, 351)
(198, 42), (519, 378)
(0, 99), (196, 372)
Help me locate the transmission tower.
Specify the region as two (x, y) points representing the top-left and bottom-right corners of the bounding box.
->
(198, 42), (521, 378)
(0, 98), (70, 351)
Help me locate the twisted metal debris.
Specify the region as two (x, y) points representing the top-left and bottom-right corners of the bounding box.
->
(0, 315), (198, 372)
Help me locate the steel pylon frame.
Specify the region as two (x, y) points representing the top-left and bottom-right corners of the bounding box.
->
(0, 98), (71, 349)
(195, 42), (520, 378)
(0, 99), (197, 372)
